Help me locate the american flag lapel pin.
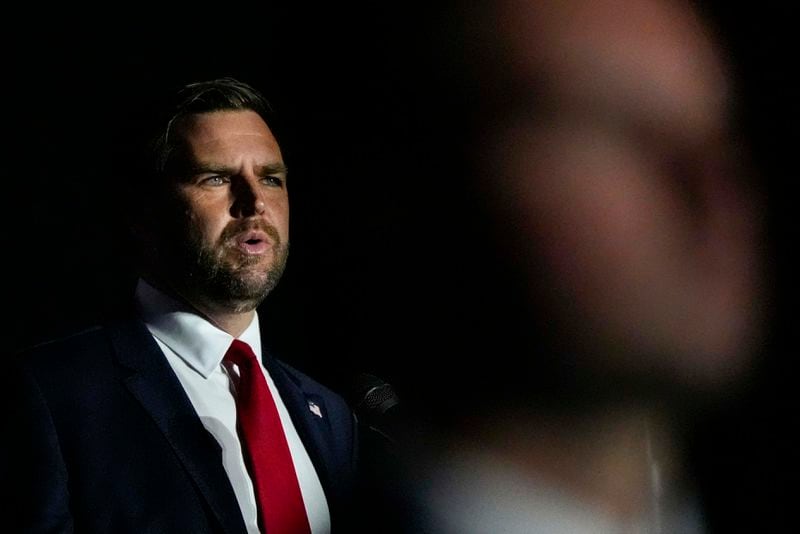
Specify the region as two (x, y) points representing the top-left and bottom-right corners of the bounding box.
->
(307, 400), (323, 418)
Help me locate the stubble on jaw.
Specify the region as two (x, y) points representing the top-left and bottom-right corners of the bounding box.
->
(184, 220), (289, 313)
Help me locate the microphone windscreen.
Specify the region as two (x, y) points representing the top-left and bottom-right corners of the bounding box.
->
(351, 373), (400, 417)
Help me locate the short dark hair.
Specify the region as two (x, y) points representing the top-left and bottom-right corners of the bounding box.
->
(116, 76), (278, 212)
(148, 77), (275, 177)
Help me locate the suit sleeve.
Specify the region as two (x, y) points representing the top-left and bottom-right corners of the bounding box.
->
(2, 361), (75, 533)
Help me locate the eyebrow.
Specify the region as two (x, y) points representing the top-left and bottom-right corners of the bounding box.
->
(187, 162), (289, 176)
(257, 163), (289, 176)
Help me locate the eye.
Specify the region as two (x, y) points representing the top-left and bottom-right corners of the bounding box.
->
(262, 175), (285, 188)
(199, 175), (229, 187)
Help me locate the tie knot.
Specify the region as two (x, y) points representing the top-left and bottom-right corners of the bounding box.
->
(224, 339), (258, 368)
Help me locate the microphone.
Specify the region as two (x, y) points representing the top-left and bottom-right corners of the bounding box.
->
(350, 373), (413, 530)
(351, 373), (403, 446)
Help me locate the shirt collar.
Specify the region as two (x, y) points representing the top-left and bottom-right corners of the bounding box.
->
(135, 278), (263, 379)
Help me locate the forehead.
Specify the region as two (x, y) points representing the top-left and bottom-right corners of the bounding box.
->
(173, 110), (282, 158)
(491, 0), (728, 136)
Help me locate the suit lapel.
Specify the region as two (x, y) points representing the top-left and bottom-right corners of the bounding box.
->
(265, 356), (336, 504)
(107, 318), (247, 534)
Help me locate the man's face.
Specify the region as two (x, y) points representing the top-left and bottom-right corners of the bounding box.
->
(161, 110), (290, 312)
(478, 0), (761, 392)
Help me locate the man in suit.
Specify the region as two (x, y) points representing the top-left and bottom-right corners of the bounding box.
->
(8, 78), (357, 533)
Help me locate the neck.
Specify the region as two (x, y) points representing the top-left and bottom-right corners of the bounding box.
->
(141, 275), (256, 337)
(191, 301), (255, 338)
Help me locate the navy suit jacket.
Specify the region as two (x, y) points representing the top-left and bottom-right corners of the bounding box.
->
(7, 316), (358, 533)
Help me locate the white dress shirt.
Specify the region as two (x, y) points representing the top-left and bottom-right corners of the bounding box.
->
(135, 279), (331, 534)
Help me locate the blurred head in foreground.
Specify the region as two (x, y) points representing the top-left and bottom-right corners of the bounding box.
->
(388, 1), (766, 531)
(440, 0), (763, 406)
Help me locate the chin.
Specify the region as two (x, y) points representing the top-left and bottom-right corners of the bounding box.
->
(231, 277), (274, 301)
(226, 297), (265, 314)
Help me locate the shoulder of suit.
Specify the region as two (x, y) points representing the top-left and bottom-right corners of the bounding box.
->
(22, 324), (105, 352)
(17, 323), (116, 372)
(273, 358), (347, 403)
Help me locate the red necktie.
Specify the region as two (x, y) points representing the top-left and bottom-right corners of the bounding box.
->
(224, 339), (312, 534)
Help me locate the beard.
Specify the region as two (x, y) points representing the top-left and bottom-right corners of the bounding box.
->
(180, 219), (289, 313)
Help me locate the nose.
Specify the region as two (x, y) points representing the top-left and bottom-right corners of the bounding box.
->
(230, 176), (265, 217)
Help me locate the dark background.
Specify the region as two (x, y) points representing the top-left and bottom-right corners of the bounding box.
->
(6, 3), (794, 389)
(5, 3), (795, 529)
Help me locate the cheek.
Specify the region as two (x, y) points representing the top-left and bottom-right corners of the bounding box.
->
(183, 204), (229, 246)
(494, 123), (683, 292)
(527, 143), (678, 288)
(272, 200), (290, 239)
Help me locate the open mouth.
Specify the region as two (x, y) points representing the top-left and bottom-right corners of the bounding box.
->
(235, 230), (271, 255)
